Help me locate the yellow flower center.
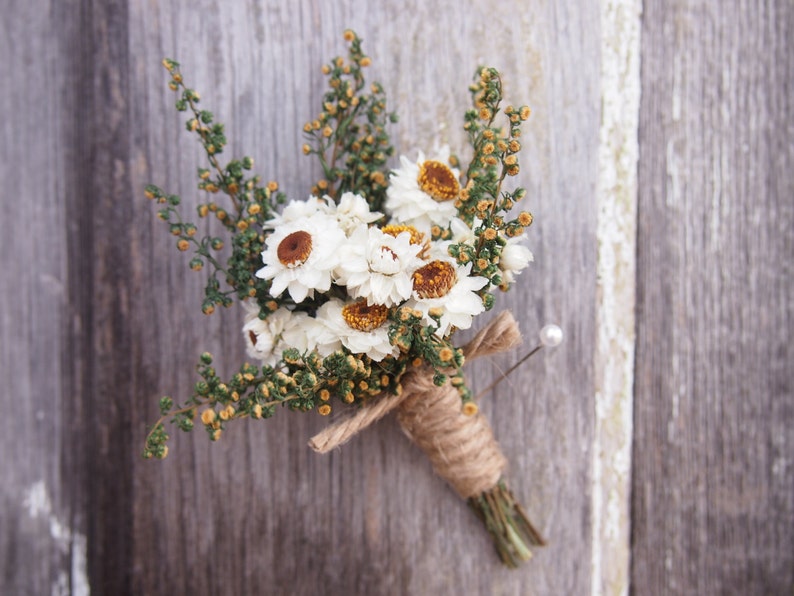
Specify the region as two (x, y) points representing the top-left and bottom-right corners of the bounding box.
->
(342, 299), (389, 332)
(417, 160), (460, 201)
(412, 260), (457, 299)
(277, 230), (312, 266)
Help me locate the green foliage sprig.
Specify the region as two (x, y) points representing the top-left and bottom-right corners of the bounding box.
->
(302, 29), (398, 211)
(449, 67), (534, 299)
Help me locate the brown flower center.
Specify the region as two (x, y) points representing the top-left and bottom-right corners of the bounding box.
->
(412, 260), (457, 299)
(277, 230), (312, 266)
(417, 160), (460, 201)
(342, 299), (389, 332)
(248, 330), (257, 346)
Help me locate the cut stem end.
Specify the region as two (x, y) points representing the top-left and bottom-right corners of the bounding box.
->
(467, 480), (545, 568)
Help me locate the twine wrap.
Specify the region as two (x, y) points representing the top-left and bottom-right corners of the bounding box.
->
(308, 311), (522, 499)
(396, 368), (507, 498)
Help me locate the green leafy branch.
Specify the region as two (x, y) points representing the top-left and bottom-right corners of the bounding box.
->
(449, 67), (534, 301)
(302, 30), (398, 211)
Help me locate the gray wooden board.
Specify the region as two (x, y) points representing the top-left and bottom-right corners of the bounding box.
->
(0, 1), (88, 595)
(632, 1), (794, 594)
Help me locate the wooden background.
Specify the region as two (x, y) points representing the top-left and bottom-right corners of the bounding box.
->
(1, 0), (791, 594)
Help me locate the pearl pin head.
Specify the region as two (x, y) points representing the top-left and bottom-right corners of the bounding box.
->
(539, 324), (563, 347)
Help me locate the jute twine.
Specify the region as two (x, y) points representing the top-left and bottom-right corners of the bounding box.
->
(308, 311), (523, 498)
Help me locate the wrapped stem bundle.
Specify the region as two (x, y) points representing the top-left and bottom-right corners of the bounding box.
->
(309, 311), (545, 566)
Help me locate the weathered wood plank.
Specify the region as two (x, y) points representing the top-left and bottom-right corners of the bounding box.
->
(124, 1), (600, 594)
(0, 1), (88, 595)
(632, 1), (794, 594)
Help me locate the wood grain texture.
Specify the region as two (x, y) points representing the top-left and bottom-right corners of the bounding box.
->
(0, 1), (89, 595)
(632, 1), (794, 594)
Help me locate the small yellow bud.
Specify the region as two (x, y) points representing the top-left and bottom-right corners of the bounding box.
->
(360, 56), (371, 67)
(176, 239), (189, 251)
(302, 144), (311, 155)
(248, 203), (261, 215)
(520, 106), (532, 120)
(201, 409), (216, 425)
(319, 389), (330, 401)
(462, 402), (479, 416)
(482, 228), (497, 241)
(267, 180), (279, 192)
(343, 30), (355, 42)
(318, 404), (332, 416)
(252, 404), (263, 419)
(428, 307), (444, 319)
(518, 212), (533, 226)
(322, 126), (333, 138)
(438, 347), (454, 362)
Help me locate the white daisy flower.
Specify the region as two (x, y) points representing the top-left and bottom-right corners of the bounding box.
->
(499, 235), (534, 284)
(242, 304), (318, 366)
(385, 146), (461, 233)
(315, 298), (398, 361)
(449, 216), (481, 246)
(335, 192), (382, 235)
(408, 260), (489, 337)
(256, 214), (346, 303)
(335, 225), (423, 307)
(266, 196), (335, 228)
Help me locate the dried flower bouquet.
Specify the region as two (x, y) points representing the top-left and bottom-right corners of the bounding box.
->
(144, 31), (544, 567)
